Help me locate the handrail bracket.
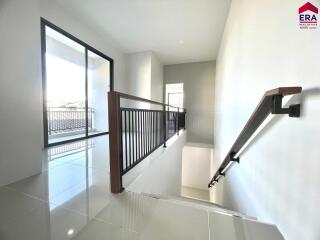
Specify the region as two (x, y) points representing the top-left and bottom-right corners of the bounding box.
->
(229, 152), (240, 163)
(271, 95), (300, 118)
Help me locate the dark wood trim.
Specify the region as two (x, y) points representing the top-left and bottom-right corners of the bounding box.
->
(112, 91), (185, 111)
(209, 87), (302, 187)
(108, 92), (123, 193)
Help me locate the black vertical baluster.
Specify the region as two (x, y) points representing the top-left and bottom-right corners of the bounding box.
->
(128, 111), (132, 168)
(174, 111), (176, 134)
(131, 111), (134, 165)
(124, 110), (128, 171)
(146, 111), (148, 154)
(152, 111), (154, 151)
(133, 111), (136, 165)
(151, 111), (153, 151)
(168, 111), (170, 136)
(141, 111), (143, 157)
(154, 111), (156, 147)
(145, 111), (148, 154)
(135, 111), (138, 163)
(155, 111), (158, 147)
(151, 111), (155, 150)
(143, 111), (147, 156)
(156, 112), (158, 147)
(132, 111), (134, 165)
(138, 110), (141, 160)
(120, 109), (123, 172)
(176, 111), (178, 134)
(150, 111), (152, 151)
(147, 111), (149, 153)
(142, 111), (145, 156)
(144, 111), (148, 155)
(160, 112), (162, 143)
(136, 111), (138, 161)
(142, 111), (144, 157)
(159, 111), (160, 145)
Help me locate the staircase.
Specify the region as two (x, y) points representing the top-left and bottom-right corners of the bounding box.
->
(116, 191), (285, 240)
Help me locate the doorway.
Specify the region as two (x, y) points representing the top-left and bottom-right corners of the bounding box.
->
(165, 83), (184, 110)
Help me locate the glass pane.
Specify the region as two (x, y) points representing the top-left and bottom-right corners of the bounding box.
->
(45, 26), (86, 144)
(87, 50), (110, 135)
(166, 83), (184, 110)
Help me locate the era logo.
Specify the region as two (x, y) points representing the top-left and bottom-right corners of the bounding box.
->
(299, 2), (318, 29)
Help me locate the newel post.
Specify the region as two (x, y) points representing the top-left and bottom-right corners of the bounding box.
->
(108, 92), (123, 193)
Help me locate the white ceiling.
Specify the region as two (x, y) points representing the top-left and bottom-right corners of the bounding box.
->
(54, 0), (231, 65)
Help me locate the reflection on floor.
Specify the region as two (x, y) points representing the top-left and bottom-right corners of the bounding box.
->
(0, 135), (284, 240)
(48, 131), (104, 144)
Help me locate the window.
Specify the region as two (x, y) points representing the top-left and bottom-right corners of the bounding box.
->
(165, 83), (184, 110)
(41, 18), (113, 147)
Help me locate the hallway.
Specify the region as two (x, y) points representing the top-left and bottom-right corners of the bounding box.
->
(0, 136), (283, 240)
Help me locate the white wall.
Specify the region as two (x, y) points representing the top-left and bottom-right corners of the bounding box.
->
(126, 51), (163, 102)
(0, 0), (128, 186)
(125, 132), (186, 196)
(89, 57), (110, 132)
(126, 52), (152, 103)
(212, 0), (320, 240)
(181, 144), (213, 190)
(0, 0), (42, 187)
(181, 143), (213, 201)
(164, 61), (215, 144)
(151, 54), (163, 103)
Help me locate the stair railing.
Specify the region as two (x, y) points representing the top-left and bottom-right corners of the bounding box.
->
(108, 91), (186, 193)
(208, 87), (302, 188)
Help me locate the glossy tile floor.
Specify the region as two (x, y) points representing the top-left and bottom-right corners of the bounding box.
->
(0, 135), (284, 240)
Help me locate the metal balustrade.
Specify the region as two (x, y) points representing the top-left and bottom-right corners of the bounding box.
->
(47, 107), (94, 135)
(108, 91), (186, 193)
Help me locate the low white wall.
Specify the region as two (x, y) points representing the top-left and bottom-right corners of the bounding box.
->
(125, 131), (186, 196)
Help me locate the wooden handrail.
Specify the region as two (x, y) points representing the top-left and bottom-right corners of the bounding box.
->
(111, 91), (185, 110)
(208, 87), (302, 188)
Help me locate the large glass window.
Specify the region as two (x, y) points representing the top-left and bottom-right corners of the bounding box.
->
(41, 19), (113, 147)
(88, 50), (110, 136)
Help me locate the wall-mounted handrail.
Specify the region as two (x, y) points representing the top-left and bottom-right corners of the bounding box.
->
(208, 87), (302, 188)
(108, 91), (186, 193)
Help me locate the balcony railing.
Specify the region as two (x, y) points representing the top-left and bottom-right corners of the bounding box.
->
(108, 91), (186, 193)
(47, 107), (94, 135)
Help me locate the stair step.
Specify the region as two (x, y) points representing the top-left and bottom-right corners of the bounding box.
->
(141, 192), (256, 220)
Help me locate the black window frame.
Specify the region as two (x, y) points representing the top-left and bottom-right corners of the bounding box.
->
(41, 18), (114, 147)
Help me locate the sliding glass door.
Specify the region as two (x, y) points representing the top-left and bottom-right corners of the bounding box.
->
(41, 18), (113, 147)
(87, 50), (110, 136)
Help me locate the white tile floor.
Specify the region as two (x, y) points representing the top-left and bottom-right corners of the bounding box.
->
(0, 135), (284, 240)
